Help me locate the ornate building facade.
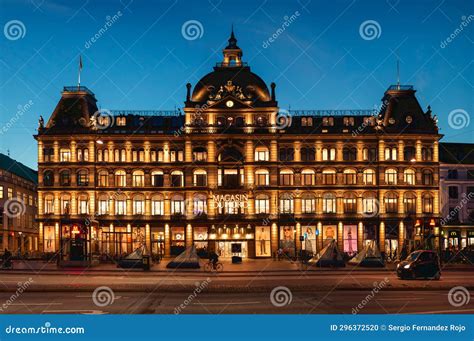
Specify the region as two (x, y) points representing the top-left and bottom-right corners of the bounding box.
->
(35, 32), (441, 265)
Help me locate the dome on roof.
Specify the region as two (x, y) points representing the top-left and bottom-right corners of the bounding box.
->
(191, 67), (271, 103)
(189, 29), (273, 105)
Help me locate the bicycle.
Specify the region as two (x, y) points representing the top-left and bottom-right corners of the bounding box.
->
(204, 261), (223, 272)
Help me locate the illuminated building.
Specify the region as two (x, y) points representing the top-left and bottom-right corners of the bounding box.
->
(35, 31), (441, 264)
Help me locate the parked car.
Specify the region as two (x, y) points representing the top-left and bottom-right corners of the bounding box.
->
(397, 250), (441, 280)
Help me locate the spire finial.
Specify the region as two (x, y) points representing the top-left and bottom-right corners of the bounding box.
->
(396, 58), (400, 90)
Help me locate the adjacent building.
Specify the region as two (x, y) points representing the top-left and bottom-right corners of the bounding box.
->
(439, 142), (474, 250)
(0, 153), (38, 254)
(35, 31), (441, 265)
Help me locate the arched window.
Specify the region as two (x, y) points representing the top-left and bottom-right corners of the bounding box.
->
(322, 169), (336, 185)
(171, 194), (185, 215)
(103, 149), (109, 162)
(363, 169), (376, 185)
(279, 193), (294, 214)
(44, 194), (54, 214)
(114, 170), (126, 187)
(422, 193), (434, 213)
(362, 193), (378, 215)
(385, 168), (397, 185)
(301, 147), (315, 161)
(77, 148), (89, 162)
(114, 194), (126, 215)
(78, 193), (89, 214)
(422, 169), (434, 185)
(193, 147), (207, 162)
(384, 192), (398, 213)
(97, 170), (109, 187)
(343, 192), (357, 213)
(43, 170), (54, 186)
(343, 169), (357, 185)
(255, 169), (269, 186)
(193, 193), (207, 215)
(254, 146), (269, 161)
(193, 169), (207, 186)
(151, 194), (164, 216)
(323, 193), (336, 213)
(77, 169), (89, 186)
(322, 147), (336, 161)
(151, 170), (164, 187)
(343, 147), (357, 161)
(60, 194), (71, 215)
(60, 170), (70, 186)
(384, 147), (397, 161)
(279, 169), (294, 186)
(255, 194), (270, 214)
(404, 192), (416, 214)
(133, 195), (145, 215)
(301, 169), (315, 186)
(404, 169), (416, 185)
(97, 194), (108, 215)
(301, 192), (316, 214)
(171, 170), (184, 187)
(132, 170), (145, 187)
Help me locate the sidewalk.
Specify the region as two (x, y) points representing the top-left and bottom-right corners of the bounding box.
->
(5, 259), (474, 275)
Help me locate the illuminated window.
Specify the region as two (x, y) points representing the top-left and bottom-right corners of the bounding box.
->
(301, 169), (315, 186)
(255, 169), (269, 186)
(384, 192), (398, 213)
(385, 168), (397, 185)
(193, 194), (207, 215)
(404, 169), (416, 185)
(44, 195), (54, 214)
(152, 170), (164, 187)
(322, 169), (336, 185)
(363, 195), (377, 215)
(322, 117), (334, 126)
(322, 148), (336, 161)
(323, 193), (336, 213)
(60, 148), (71, 162)
(343, 117), (354, 126)
(279, 194), (294, 214)
(343, 169), (357, 185)
(384, 147), (397, 161)
(279, 169), (294, 186)
(116, 116), (126, 126)
(97, 170), (109, 187)
(171, 170), (184, 187)
(115, 170), (126, 187)
(133, 196), (145, 215)
(77, 169), (89, 186)
(152, 195), (164, 215)
(254, 146), (269, 161)
(171, 194), (185, 215)
(422, 194), (434, 213)
(363, 147), (377, 162)
(255, 194), (270, 214)
(404, 193), (416, 213)
(115, 196), (126, 215)
(301, 193), (316, 213)
(193, 169), (207, 186)
(132, 170), (145, 187)
(363, 169), (376, 185)
(343, 193), (357, 213)
(78, 194), (89, 214)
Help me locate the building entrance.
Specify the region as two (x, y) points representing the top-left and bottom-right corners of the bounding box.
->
(215, 241), (248, 258)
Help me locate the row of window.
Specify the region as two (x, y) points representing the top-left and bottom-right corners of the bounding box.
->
(41, 192), (435, 216)
(42, 145), (435, 163)
(42, 168), (436, 187)
(0, 185), (35, 206)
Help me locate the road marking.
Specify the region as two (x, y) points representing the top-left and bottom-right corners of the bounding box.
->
(43, 309), (108, 314)
(193, 301), (261, 305)
(10, 303), (62, 306)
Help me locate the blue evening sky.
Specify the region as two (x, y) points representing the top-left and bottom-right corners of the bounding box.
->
(0, 0), (473, 169)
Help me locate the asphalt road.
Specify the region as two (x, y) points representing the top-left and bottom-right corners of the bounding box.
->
(0, 290), (472, 314)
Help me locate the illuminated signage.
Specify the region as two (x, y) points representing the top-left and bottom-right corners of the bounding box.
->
(212, 194), (249, 209)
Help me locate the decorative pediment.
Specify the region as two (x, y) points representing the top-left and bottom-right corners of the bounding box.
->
(206, 95), (254, 110)
(207, 80), (253, 101)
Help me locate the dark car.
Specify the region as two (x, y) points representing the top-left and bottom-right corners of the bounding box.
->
(396, 250), (441, 280)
